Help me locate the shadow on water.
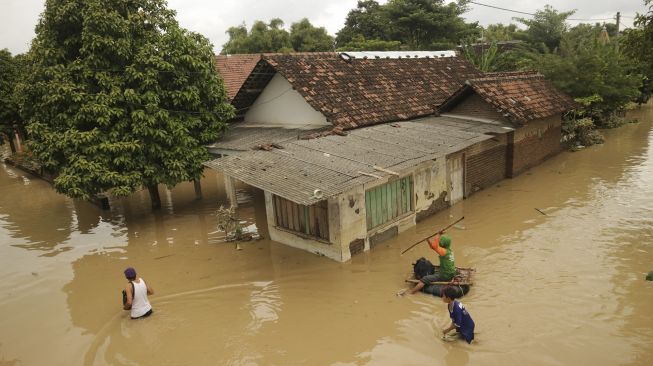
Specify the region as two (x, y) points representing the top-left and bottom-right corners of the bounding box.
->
(0, 161), (74, 252)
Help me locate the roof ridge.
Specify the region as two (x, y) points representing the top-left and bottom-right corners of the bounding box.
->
(470, 73), (543, 84)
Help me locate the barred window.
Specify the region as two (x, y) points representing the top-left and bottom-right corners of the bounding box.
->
(273, 195), (329, 241)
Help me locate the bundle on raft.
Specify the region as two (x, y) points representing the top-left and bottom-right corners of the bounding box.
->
(406, 266), (476, 298)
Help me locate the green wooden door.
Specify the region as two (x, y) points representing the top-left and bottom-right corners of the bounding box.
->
(365, 176), (413, 230)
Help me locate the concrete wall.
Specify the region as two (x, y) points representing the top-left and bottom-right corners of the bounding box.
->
(334, 185), (368, 261)
(510, 115), (562, 176)
(447, 93), (509, 122)
(413, 159), (449, 222)
(464, 134), (508, 197)
(244, 73), (329, 127)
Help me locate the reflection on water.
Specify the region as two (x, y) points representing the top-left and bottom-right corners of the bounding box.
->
(0, 105), (652, 365)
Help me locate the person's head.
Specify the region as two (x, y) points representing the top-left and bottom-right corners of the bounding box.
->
(441, 286), (458, 303)
(439, 234), (452, 249)
(124, 267), (137, 281)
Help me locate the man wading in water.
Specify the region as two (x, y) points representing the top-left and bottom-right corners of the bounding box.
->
(123, 267), (154, 319)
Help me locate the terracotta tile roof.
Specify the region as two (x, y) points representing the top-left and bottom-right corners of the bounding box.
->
(232, 53), (481, 129)
(268, 54), (481, 129)
(214, 54), (261, 100)
(442, 71), (576, 124)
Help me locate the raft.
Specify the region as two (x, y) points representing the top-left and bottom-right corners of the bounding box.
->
(406, 265), (476, 298)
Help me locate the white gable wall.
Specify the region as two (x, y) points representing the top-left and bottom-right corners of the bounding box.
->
(244, 73), (329, 127)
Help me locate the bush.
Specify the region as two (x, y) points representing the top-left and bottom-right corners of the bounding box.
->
(562, 117), (604, 147)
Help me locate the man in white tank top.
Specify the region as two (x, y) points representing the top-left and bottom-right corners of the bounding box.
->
(123, 267), (154, 319)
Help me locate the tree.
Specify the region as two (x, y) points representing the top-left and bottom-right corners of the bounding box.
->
(336, 0), (390, 47)
(384, 0), (478, 49)
(525, 33), (641, 125)
(0, 49), (23, 152)
(222, 19), (292, 54)
(221, 18), (334, 53)
(481, 23), (524, 42)
(336, 35), (402, 51)
(622, 0), (653, 102)
(18, 0), (234, 209)
(514, 5), (575, 52)
(336, 0), (478, 50)
(459, 39), (499, 71)
(290, 18), (334, 52)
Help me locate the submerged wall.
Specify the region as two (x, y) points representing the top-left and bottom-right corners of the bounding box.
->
(511, 115), (562, 177)
(464, 133), (509, 197)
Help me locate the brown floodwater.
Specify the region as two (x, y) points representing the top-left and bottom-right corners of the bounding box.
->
(1, 105), (653, 366)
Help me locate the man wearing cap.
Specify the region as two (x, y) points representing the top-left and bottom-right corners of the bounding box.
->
(427, 232), (456, 282)
(123, 267), (154, 319)
(402, 232), (457, 295)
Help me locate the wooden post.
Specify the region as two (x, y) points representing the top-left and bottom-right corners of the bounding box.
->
(223, 175), (238, 208)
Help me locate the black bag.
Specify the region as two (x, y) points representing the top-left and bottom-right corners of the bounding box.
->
(413, 257), (435, 279)
(122, 281), (135, 309)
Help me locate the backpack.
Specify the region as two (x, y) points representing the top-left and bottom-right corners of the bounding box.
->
(413, 257), (435, 279)
(122, 281), (135, 309)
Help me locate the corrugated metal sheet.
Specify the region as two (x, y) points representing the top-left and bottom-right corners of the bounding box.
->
(204, 116), (509, 205)
(206, 125), (329, 152)
(339, 51), (457, 59)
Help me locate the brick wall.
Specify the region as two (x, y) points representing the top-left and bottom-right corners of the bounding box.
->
(448, 93), (509, 122)
(511, 115), (562, 176)
(465, 135), (508, 197)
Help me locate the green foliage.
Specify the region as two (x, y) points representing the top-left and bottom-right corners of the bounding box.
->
(221, 18), (333, 53)
(481, 23), (525, 42)
(513, 5), (575, 52)
(18, 0), (234, 204)
(222, 19), (292, 54)
(0, 49), (22, 137)
(335, 0), (390, 47)
(336, 35), (402, 51)
(336, 0), (479, 50)
(459, 39), (498, 71)
(562, 117), (604, 147)
(622, 0), (653, 102)
(290, 18), (335, 52)
(526, 34), (642, 123)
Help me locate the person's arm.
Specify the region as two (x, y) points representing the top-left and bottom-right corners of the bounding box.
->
(406, 281), (425, 295)
(124, 283), (133, 310)
(145, 280), (154, 295)
(428, 233), (447, 257)
(399, 280), (425, 296)
(442, 321), (457, 335)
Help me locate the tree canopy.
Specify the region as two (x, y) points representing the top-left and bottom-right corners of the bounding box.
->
(513, 5), (575, 52)
(18, 0), (234, 208)
(623, 0), (653, 102)
(0, 49), (22, 144)
(336, 0), (479, 50)
(221, 18), (334, 54)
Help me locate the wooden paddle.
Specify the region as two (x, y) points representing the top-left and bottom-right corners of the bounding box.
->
(400, 216), (464, 255)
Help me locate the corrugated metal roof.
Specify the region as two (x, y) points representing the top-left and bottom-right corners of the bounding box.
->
(339, 51), (457, 59)
(206, 125), (329, 153)
(204, 117), (510, 205)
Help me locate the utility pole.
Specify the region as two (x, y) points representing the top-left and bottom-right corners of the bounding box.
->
(616, 12), (621, 34)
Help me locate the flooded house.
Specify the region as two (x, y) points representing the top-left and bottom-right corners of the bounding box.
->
(205, 52), (575, 261)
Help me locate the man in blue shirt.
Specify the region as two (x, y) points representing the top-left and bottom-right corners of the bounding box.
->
(441, 286), (475, 344)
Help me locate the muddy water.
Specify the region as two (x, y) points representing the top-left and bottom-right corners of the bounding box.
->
(1, 106), (652, 366)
